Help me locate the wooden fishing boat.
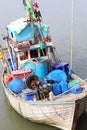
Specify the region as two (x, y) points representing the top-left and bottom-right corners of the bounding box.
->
(1, 1), (87, 130)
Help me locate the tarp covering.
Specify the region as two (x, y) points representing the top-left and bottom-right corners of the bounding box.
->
(7, 78), (26, 93)
(47, 70), (67, 83)
(7, 18), (49, 36)
(6, 18), (28, 35)
(6, 18), (49, 42)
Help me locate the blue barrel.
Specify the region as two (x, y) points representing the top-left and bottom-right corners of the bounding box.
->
(22, 58), (48, 79)
(34, 58), (48, 79)
(24, 92), (38, 101)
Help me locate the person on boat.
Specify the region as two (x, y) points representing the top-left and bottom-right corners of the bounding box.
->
(25, 74), (52, 100)
(25, 74), (41, 90)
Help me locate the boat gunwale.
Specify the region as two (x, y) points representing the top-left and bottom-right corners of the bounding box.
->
(2, 73), (87, 106)
(1, 76), (76, 105)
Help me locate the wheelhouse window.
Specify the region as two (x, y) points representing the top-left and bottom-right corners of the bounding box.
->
(30, 50), (38, 58)
(19, 51), (28, 60)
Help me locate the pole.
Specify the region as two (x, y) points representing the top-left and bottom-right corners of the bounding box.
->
(70, 0), (74, 70)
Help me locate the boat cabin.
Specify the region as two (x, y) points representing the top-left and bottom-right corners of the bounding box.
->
(5, 17), (69, 80)
(7, 18), (49, 45)
(8, 42), (53, 70)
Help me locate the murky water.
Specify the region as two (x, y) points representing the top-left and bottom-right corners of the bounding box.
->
(0, 0), (87, 130)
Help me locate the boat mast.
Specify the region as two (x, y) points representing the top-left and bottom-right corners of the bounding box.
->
(70, 0), (74, 70)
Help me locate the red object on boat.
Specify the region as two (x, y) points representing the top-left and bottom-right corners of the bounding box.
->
(4, 74), (13, 84)
(11, 69), (32, 79)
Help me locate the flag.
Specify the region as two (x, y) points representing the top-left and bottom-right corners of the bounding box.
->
(33, 2), (39, 8)
(38, 10), (42, 17)
(40, 41), (45, 50)
(34, 9), (38, 18)
(26, 0), (31, 9)
(30, 9), (37, 20)
(34, 10), (42, 19)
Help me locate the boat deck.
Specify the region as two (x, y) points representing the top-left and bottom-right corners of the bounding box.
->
(55, 89), (87, 102)
(16, 80), (87, 103)
(54, 75), (87, 102)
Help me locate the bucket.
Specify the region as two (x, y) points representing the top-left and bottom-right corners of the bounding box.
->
(69, 80), (82, 94)
(70, 86), (83, 94)
(52, 83), (62, 96)
(24, 92), (37, 101)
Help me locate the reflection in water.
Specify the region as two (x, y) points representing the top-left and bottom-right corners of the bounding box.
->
(76, 112), (87, 130)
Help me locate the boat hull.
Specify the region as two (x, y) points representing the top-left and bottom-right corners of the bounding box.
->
(3, 81), (87, 130)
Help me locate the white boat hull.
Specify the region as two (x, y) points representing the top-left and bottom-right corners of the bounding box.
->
(3, 75), (87, 130)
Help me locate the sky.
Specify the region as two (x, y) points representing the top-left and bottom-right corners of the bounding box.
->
(0, 0), (87, 50)
(0, 0), (87, 35)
